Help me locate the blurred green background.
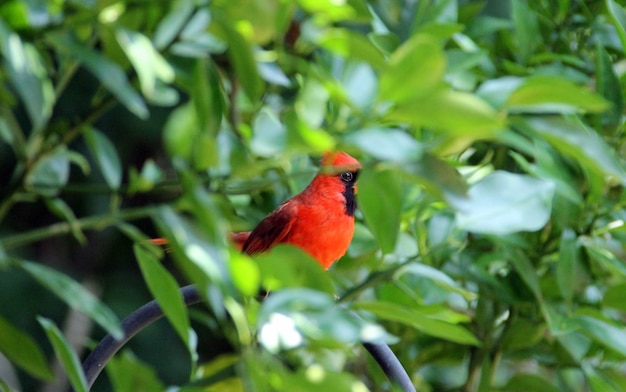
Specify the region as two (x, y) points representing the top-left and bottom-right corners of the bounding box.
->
(1, 0), (626, 391)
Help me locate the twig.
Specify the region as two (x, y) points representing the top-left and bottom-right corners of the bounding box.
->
(0, 205), (159, 250)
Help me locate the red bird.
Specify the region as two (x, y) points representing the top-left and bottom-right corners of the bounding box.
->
(152, 152), (361, 270)
(239, 151), (361, 269)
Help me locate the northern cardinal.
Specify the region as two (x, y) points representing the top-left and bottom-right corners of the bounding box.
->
(152, 152), (361, 270)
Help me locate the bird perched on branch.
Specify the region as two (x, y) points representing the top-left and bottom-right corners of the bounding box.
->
(153, 152), (361, 270)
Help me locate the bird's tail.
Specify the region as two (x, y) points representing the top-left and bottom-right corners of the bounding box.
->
(148, 232), (251, 251)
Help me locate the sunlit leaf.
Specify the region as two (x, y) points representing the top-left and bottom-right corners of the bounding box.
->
(506, 76), (611, 113)
(318, 28), (386, 70)
(229, 250), (261, 297)
(259, 289), (393, 352)
(251, 108), (286, 157)
(449, 171), (555, 235)
(387, 87), (505, 137)
(379, 34), (445, 103)
(153, 0), (195, 50)
(116, 28), (178, 106)
(345, 127), (422, 163)
(296, 77), (329, 128)
(254, 245), (334, 294)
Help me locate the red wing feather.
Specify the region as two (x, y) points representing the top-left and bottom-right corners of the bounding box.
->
(242, 203), (296, 255)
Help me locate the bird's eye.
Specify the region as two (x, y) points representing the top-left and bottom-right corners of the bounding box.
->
(340, 172), (354, 182)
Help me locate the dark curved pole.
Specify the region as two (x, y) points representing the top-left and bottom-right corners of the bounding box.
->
(73, 285), (415, 392)
(76, 285), (202, 390)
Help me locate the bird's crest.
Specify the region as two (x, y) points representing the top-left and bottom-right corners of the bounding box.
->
(320, 151), (361, 174)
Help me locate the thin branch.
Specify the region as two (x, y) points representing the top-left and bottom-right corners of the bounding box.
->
(0, 205), (159, 250)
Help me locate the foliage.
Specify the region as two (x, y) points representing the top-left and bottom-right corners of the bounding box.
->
(1, 0), (626, 391)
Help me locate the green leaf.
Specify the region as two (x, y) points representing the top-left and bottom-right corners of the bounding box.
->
(163, 102), (197, 160)
(502, 373), (560, 392)
(501, 319), (545, 352)
(229, 251), (261, 297)
(403, 153), (468, 199)
(295, 77), (329, 128)
(38, 317), (88, 392)
(511, 0), (540, 63)
(508, 249), (542, 300)
(387, 87), (505, 137)
(128, 159), (164, 194)
(606, 0), (626, 53)
(401, 154), (468, 197)
(345, 127), (422, 163)
(106, 351), (165, 392)
(24, 146), (70, 197)
(134, 245), (194, 351)
(448, 171), (555, 235)
(0, 19), (53, 130)
(21, 261), (123, 340)
(558, 331), (592, 363)
(213, 15), (264, 102)
(297, 0), (357, 22)
(254, 245), (334, 294)
(318, 28), (386, 70)
(153, 0), (195, 50)
(193, 58), (224, 138)
(44, 198), (86, 244)
(396, 264), (477, 301)
(0, 316), (53, 381)
(558, 228), (578, 306)
(116, 28), (178, 106)
(258, 289), (393, 353)
(583, 362), (621, 392)
(379, 34), (445, 103)
(506, 76), (611, 113)
(354, 301), (480, 345)
(251, 108), (286, 157)
(83, 128), (122, 190)
(48, 33), (148, 119)
(595, 41), (624, 131)
(519, 116), (626, 185)
(583, 243), (626, 277)
(603, 283), (626, 312)
(357, 167), (402, 253)
(576, 315), (626, 358)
